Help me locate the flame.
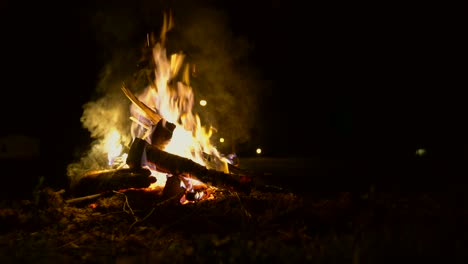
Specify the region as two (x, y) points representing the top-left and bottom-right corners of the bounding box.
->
(104, 128), (123, 166)
(103, 13), (227, 191)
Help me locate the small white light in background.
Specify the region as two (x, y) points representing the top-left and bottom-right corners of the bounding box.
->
(256, 148), (262, 155)
(415, 148), (426, 157)
(199, 100), (207, 106)
(219, 137), (224, 143)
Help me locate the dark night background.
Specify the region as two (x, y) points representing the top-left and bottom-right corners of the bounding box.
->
(0, 1), (464, 194)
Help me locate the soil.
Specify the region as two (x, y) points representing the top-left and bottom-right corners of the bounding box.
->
(1, 178), (465, 264)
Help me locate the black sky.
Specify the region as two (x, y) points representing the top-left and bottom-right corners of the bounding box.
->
(1, 0), (463, 170)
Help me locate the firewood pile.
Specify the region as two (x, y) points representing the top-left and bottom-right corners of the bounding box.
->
(68, 86), (254, 205)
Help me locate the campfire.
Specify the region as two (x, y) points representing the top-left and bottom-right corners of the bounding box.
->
(67, 13), (252, 204)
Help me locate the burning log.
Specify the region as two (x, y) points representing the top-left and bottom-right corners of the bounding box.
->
(70, 168), (156, 197)
(127, 137), (253, 192)
(121, 78), (252, 193)
(202, 152), (251, 176)
(151, 119), (176, 150)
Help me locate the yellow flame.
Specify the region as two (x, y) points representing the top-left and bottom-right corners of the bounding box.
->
(104, 129), (123, 166)
(77, 12), (228, 194)
(126, 14), (227, 188)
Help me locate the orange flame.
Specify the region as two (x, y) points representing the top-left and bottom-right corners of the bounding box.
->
(104, 13), (228, 189)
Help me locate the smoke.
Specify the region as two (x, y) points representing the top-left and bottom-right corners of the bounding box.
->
(67, 2), (143, 182)
(68, 1), (267, 182)
(66, 78), (134, 184)
(167, 6), (267, 147)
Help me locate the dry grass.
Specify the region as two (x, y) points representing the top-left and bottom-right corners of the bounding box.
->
(0, 183), (464, 264)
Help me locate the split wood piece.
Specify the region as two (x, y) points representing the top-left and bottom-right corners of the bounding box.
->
(151, 119), (176, 150)
(70, 168), (156, 197)
(128, 138), (253, 192)
(121, 85), (162, 125)
(122, 85), (177, 149)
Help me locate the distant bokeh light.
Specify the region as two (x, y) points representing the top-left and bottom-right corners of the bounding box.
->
(256, 148), (262, 155)
(199, 100), (207, 106)
(415, 148), (426, 157)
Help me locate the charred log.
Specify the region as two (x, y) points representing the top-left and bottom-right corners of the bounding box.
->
(127, 138), (253, 192)
(70, 168), (156, 197)
(151, 119), (176, 150)
(121, 86), (252, 192)
(162, 174), (184, 199)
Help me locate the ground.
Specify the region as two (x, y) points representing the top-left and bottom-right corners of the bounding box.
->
(0, 158), (466, 263)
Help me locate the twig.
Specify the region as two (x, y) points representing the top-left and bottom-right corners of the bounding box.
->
(55, 234), (88, 249)
(113, 191), (137, 221)
(127, 190), (185, 234)
(65, 193), (105, 204)
(55, 189), (66, 195)
(234, 192), (252, 219)
(128, 207), (155, 233)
